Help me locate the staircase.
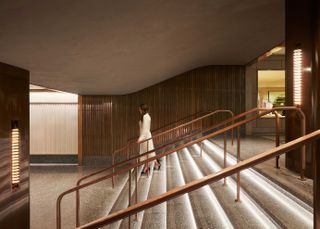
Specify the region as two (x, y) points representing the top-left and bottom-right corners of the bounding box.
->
(75, 140), (313, 229)
(56, 106), (316, 229)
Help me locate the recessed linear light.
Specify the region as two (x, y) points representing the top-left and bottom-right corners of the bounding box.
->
(171, 152), (198, 229)
(192, 144), (278, 228)
(202, 140), (313, 227)
(183, 148), (234, 229)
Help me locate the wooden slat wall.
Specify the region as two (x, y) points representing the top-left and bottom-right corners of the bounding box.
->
(30, 104), (78, 155)
(80, 65), (245, 158)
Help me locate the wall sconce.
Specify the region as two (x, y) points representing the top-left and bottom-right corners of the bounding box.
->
(293, 47), (302, 106)
(11, 120), (20, 190)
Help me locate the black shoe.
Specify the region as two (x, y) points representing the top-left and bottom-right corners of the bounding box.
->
(141, 167), (150, 175)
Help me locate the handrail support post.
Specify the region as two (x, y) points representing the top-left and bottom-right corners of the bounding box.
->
(298, 108), (306, 181)
(135, 158), (138, 220)
(224, 128), (227, 186)
(128, 170), (132, 228)
(274, 111), (281, 169)
(235, 126), (241, 202)
(112, 150), (115, 188)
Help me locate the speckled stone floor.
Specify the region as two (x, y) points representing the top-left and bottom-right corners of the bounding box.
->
(30, 165), (128, 229)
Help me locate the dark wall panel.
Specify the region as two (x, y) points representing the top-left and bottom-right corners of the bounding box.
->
(285, 0), (317, 178)
(80, 65), (245, 159)
(0, 63), (29, 229)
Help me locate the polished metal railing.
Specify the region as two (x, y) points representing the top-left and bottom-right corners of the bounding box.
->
(56, 106), (306, 229)
(77, 129), (319, 229)
(111, 109), (235, 179)
(74, 109), (234, 226)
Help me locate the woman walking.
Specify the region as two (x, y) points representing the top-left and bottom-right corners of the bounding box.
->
(137, 104), (161, 174)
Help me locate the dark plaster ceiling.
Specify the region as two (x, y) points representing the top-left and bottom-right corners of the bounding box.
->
(0, 0), (284, 94)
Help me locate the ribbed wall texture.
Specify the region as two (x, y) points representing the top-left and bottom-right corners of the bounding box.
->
(30, 104), (78, 155)
(80, 66), (245, 159)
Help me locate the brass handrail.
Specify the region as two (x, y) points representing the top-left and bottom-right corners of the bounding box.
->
(111, 109), (235, 168)
(57, 106), (305, 229)
(75, 109), (235, 226)
(139, 109), (234, 144)
(77, 130), (320, 229)
(112, 110), (212, 155)
(110, 109), (235, 187)
(75, 109), (234, 192)
(109, 111), (212, 168)
(145, 110), (211, 135)
(77, 109), (235, 189)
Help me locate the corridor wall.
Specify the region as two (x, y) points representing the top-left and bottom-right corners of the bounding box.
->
(79, 65), (245, 164)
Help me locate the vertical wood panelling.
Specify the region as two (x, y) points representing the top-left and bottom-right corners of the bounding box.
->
(30, 104), (78, 155)
(81, 65), (245, 158)
(78, 96), (83, 165)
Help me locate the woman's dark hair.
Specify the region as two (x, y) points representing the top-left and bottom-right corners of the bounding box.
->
(139, 104), (149, 122)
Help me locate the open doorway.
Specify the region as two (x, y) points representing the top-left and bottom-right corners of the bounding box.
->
(258, 70), (285, 110)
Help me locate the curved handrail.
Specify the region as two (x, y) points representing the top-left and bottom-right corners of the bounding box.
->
(112, 109), (235, 164)
(112, 110), (211, 153)
(77, 130), (320, 229)
(76, 116), (229, 188)
(111, 109), (234, 184)
(75, 109), (234, 226)
(57, 106), (305, 229)
(112, 110), (212, 153)
(146, 110), (210, 135)
(79, 109), (234, 188)
(139, 109), (234, 144)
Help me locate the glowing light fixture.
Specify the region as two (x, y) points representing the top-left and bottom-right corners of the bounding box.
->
(11, 120), (20, 190)
(293, 48), (303, 106)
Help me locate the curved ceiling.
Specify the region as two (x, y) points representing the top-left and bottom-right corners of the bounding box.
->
(0, 0), (284, 95)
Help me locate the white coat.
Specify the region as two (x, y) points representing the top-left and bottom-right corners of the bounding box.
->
(138, 113), (155, 161)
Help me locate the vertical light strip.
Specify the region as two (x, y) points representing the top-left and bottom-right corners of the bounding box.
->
(293, 48), (303, 106)
(11, 120), (20, 190)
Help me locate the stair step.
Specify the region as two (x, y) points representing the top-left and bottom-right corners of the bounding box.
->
(78, 171), (129, 226)
(166, 152), (197, 229)
(177, 148), (234, 228)
(119, 163), (155, 229)
(141, 157), (167, 229)
(210, 137), (313, 207)
(188, 145), (278, 229)
(80, 139), (313, 229)
(202, 140), (313, 228)
(102, 166), (144, 229)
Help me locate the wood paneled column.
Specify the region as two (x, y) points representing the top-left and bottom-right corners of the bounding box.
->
(312, 0), (320, 227)
(285, 0), (320, 227)
(285, 0), (314, 177)
(0, 62), (30, 229)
